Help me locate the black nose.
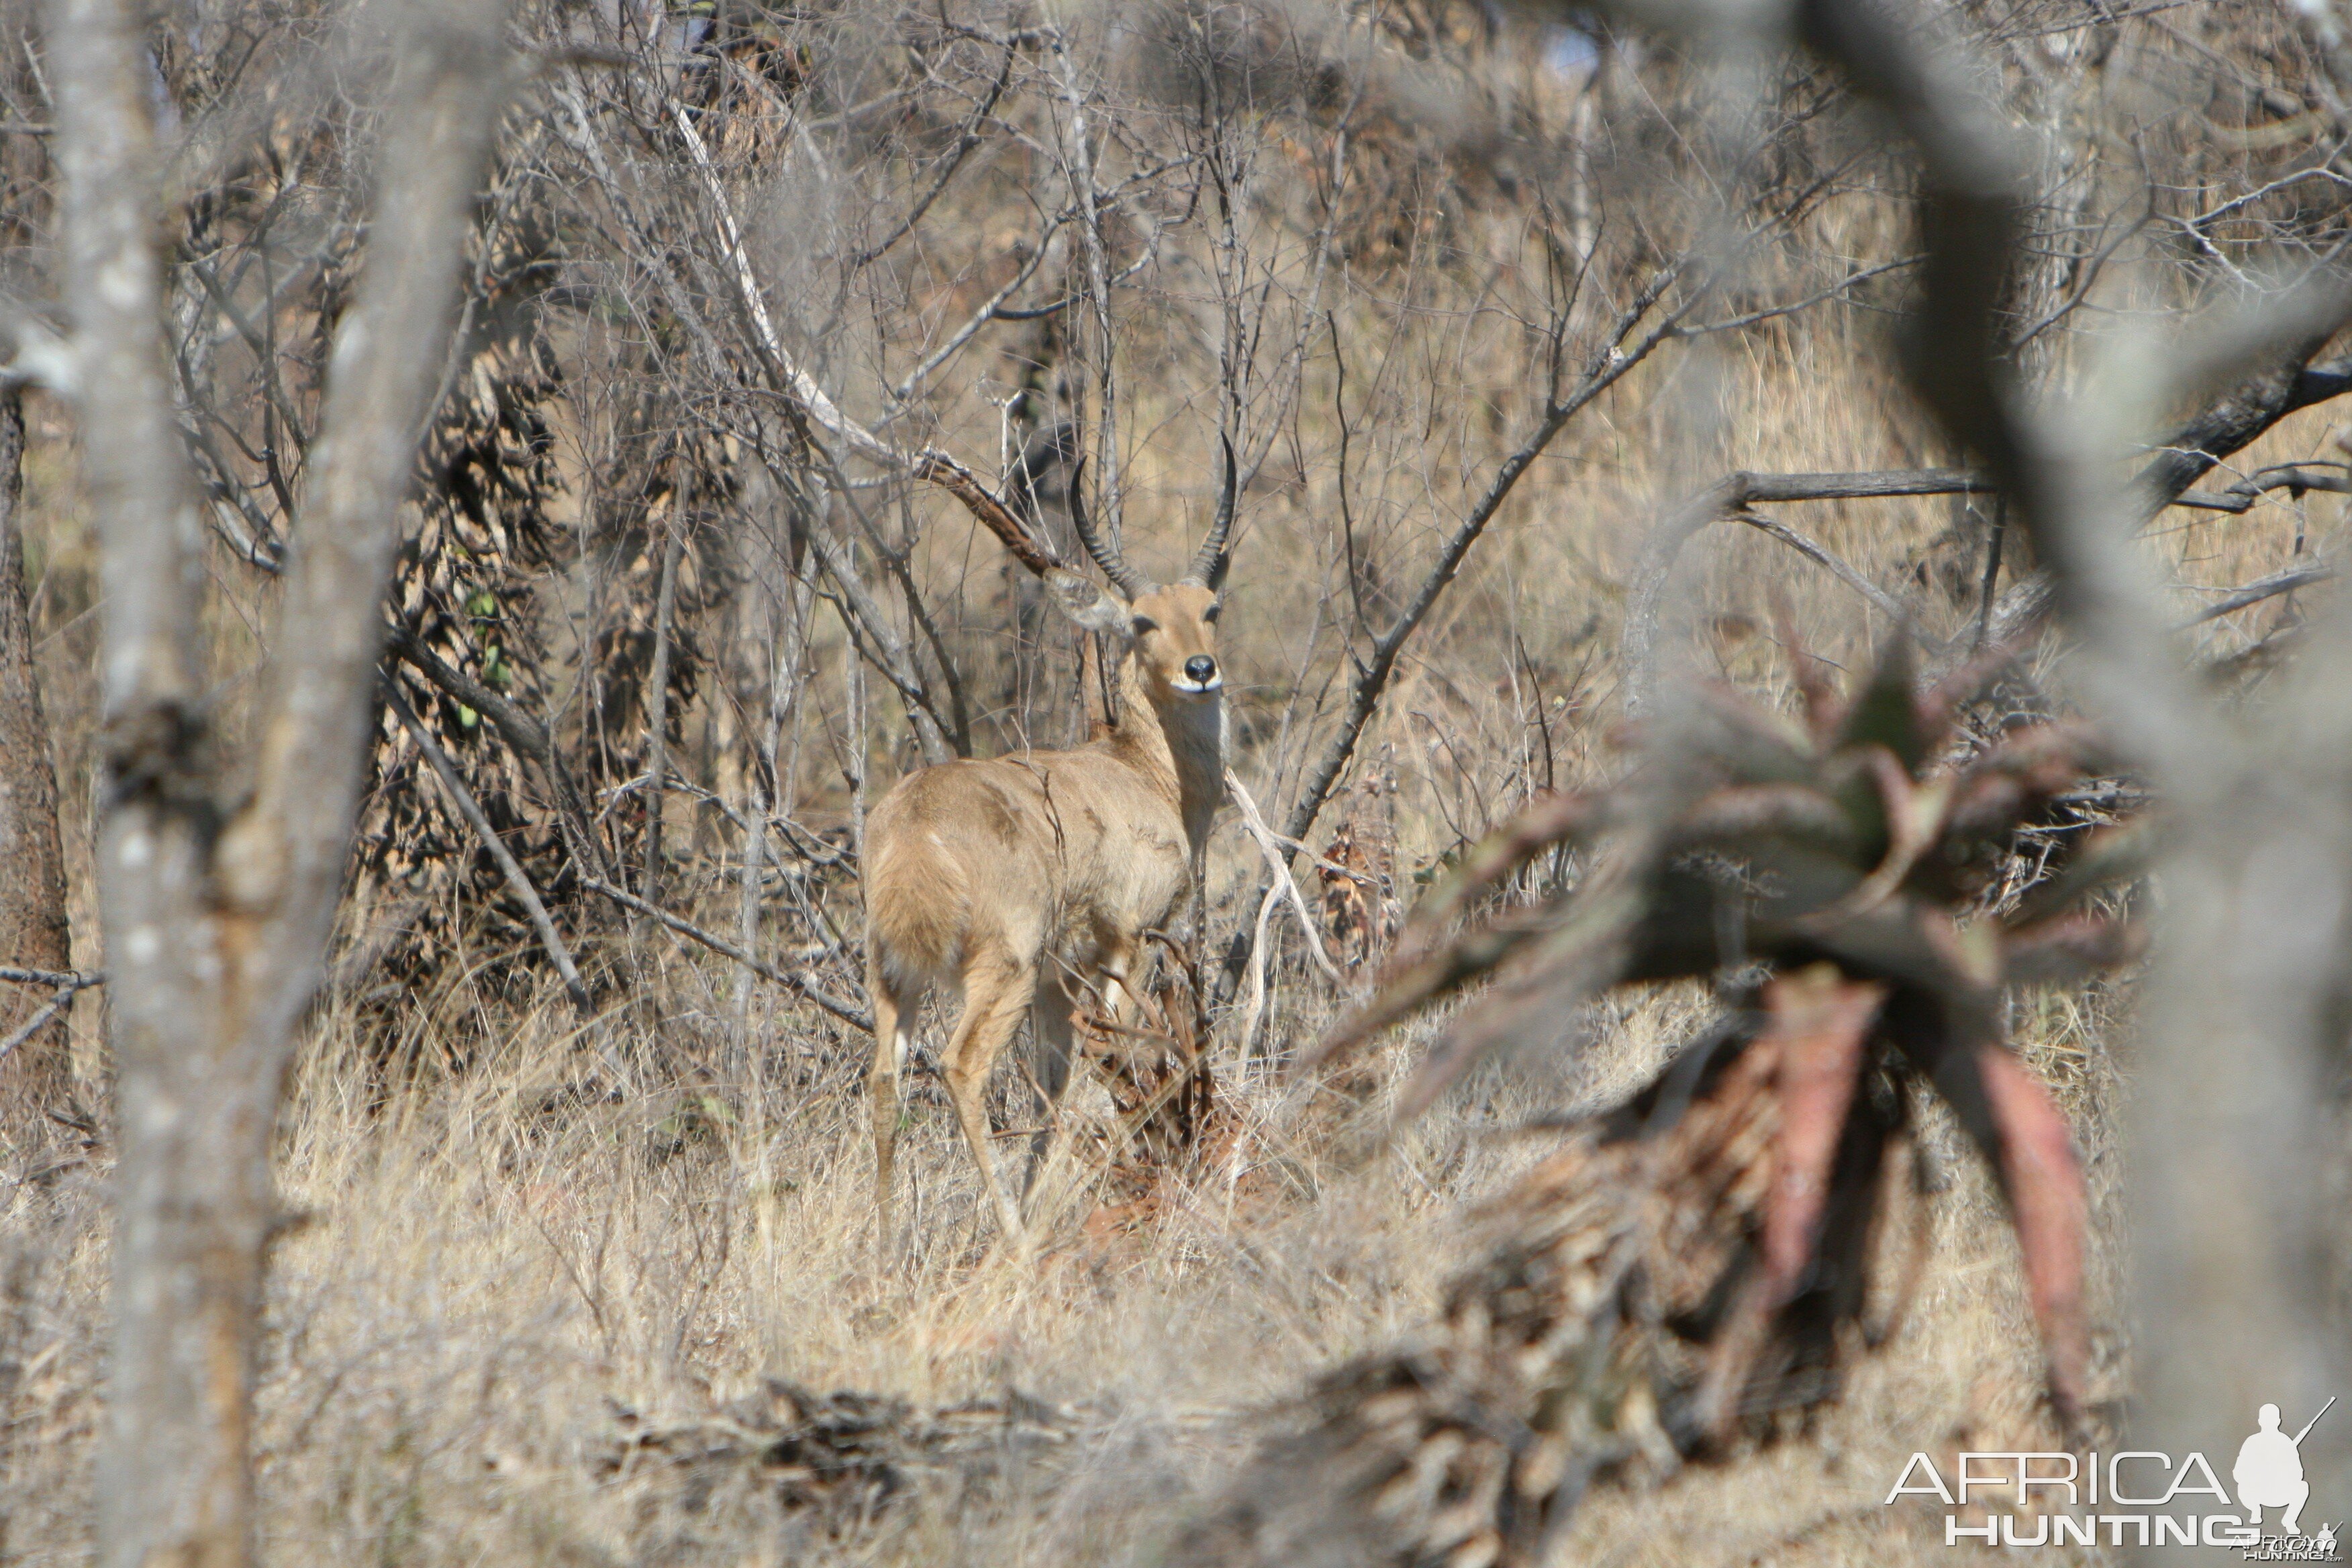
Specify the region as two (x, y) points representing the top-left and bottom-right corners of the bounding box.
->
(1184, 655), (1218, 685)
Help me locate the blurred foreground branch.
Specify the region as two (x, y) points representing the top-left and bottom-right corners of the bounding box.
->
(49, 3), (518, 1563)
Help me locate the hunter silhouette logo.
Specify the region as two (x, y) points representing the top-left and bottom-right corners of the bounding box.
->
(1882, 1397), (2341, 1553)
(2237, 1399), (2331, 1537)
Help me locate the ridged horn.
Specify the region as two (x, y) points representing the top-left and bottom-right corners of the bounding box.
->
(1067, 457), (1153, 600)
(1183, 434), (1237, 589)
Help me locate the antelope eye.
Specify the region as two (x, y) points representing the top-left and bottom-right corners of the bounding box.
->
(1130, 615), (1158, 637)
(1202, 601), (1222, 624)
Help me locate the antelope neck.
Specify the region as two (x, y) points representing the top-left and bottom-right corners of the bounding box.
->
(1109, 648), (1226, 856)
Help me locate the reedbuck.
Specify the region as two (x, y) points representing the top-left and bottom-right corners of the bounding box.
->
(865, 448), (1234, 1248)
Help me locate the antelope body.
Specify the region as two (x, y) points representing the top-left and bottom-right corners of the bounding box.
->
(865, 451), (1234, 1248)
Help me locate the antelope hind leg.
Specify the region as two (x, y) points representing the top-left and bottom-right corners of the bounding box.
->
(867, 977), (916, 1255)
(942, 959), (1036, 1245)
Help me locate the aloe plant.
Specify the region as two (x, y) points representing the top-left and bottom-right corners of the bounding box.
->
(1174, 648), (2141, 1568)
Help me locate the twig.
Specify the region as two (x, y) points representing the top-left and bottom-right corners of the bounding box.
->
(1978, 349), (2352, 649)
(886, 235), (1057, 405)
(2171, 463), (2352, 514)
(1226, 770), (1343, 985)
(2177, 564), (2337, 627)
(1975, 495), (2006, 650)
(1281, 256), (1707, 855)
(641, 517), (685, 899)
(383, 683), (591, 1014)
(1624, 467), (1990, 704)
(0, 965), (85, 987)
(1233, 881), (1284, 1060)
(579, 876), (871, 1032)
(668, 100), (895, 471)
(656, 95), (969, 765)
(385, 628), (614, 884)
(1728, 511), (1944, 650)
(0, 967), (102, 1065)
(1046, 28), (1127, 547)
(1215, 256), (1716, 1002)
(847, 40), (1015, 269)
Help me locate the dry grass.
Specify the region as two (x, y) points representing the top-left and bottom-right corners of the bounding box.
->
(0, 940), (2132, 1565)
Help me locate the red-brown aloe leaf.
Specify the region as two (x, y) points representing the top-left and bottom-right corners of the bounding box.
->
(1971, 1046), (2092, 1424)
(1671, 783), (1862, 860)
(1832, 639), (1926, 771)
(1686, 681), (1821, 784)
(1759, 965), (1890, 1307)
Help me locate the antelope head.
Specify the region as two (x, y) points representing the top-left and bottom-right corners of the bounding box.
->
(1046, 438), (1236, 707)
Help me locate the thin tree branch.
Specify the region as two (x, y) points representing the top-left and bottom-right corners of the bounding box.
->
(847, 40), (1015, 269)
(1226, 771), (1342, 984)
(383, 683), (591, 1014)
(2177, 563), (2337, 626)
(1979, 350), (2352, 646)
(0, 971), (101, 1065)
(580, 875), (871, 1032)
(641, 516), (685, 897)
(1280, 258), (1706, 854)
(1624, 467), (1990, 704)
(385, 628), (613, 884)
(1728, 511), (1943, 648)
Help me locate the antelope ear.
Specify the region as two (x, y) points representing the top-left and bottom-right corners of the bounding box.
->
(1045, 569), (1130, 634)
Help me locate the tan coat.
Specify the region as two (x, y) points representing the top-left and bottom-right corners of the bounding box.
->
(863, 581), (1228, 1248)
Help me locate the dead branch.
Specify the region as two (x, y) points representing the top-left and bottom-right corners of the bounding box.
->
(2179, 563), (2338, 627)
(641, 518), (686, 899)
(1226, 770), (1342, 984)
(0, 967), (102, 1065)
(1623, 467), (1989, 705)
(1728, 511), (1942, 648)
(1979, 349), (2352, 646)
(1279, 258), (1709, 854)
(385, 627), (614, 884)
(383, 682), (591, 1014)
(580, 875), (871, 1032)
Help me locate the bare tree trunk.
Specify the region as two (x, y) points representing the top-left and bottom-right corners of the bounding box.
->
(0, 389), (71, 1132)
(46, 3), (515, 1563)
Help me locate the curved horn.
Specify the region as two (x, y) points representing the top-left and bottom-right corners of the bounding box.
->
(1067, 457), (1153, 600)
(1183, 434), (1238, 589)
